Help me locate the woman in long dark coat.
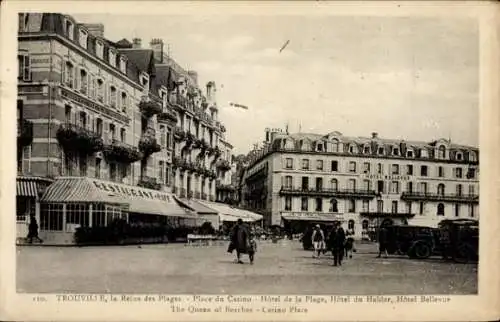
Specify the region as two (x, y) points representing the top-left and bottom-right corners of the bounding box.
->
(228, 219), (249, 264)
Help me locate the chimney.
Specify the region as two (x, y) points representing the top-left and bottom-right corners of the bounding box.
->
(188, 70), (198, 86)
(84, 23), (104, 37)
(132, 38), (142, 49)
(149, 38), (164, 63)
(371, 132), (378, 139)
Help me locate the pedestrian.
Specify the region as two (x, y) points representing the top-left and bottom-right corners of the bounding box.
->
(228, 219), (250, 264)
(248, 232), (257, 265)
(311, 224), (325, 258)
(345, 227), (356, 259)
(377, 226), (389, 258)
(328, 222), (346, 266)
(26, 215), (43, 244)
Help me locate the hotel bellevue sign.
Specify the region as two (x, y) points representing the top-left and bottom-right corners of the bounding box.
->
(91, 179), (174, 203)
(363, 174), (411, 181)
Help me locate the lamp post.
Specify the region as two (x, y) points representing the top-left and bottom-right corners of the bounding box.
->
(35, 184), (45, 226)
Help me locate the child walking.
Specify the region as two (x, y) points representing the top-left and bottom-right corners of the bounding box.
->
(248, 232), (257, 264)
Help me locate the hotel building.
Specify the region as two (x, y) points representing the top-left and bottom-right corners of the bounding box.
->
(241, 128), (479, 238)
(16, 13), (235, 244)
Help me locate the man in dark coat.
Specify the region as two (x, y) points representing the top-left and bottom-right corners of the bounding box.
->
(27, 215), (43, 244)
(228, 219), (249, 264)
(328, 222), (346, 266)
(377, 226), (389, 258)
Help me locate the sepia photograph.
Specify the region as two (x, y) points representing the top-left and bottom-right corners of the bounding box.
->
(1, 1), (499, 321)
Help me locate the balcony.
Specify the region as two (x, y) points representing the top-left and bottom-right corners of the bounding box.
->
(401, 192), (479, 204)
(137, 176), (161, 191)
(184, 131), (195, 146)
(173, 126), (185, 142)
(208, 146), (222, 159)
(279, 186), (377, 199)
(139, 129), (161, 158)
(17, 119), (33, 147)
(171, 94), (188, 109)
(193, 138), (209, 151)
(216, 159), (232, 172)
(360, 212), (416, 218)
(138, 96), (162, 118)
(56, 123), (104, 154)
(103, 139), (142, 163)
(157, 110), (178, 123)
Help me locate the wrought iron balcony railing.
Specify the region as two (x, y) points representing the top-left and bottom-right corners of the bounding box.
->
(56, 122), (104, 154)
(279, 186), (377, 199)
(401, 192), (479, 203)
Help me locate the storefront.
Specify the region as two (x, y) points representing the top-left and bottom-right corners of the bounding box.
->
(39, 177), (195, 244)
(280, 212), (345, 235)
(16, 176), (53, 242)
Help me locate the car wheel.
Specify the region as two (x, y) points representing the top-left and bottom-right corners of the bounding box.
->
(454, 244), (472, 264)
(413, 243), (432, 259)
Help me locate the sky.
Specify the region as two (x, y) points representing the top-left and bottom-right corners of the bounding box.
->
(73, 14), (479, 154)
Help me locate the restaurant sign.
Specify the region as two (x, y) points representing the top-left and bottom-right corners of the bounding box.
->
(363, 174), (411, 181)
(91, 180), (174, 203)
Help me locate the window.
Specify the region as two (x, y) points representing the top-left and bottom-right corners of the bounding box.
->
(349, 145), (357, 153)
(109, 163), (117, 181)
(95, 118), (103, 136)
(455, 204), (460, 217)
(95, 158), (101, 178)
(420, 165), (428, 176)
(363, 146), (370, 154)
(109, 49), (116, 67)
(109, 124), (116, 141)
(317, 143), (323, 152)
(316, 160), (324, 170)
(315, 198), (323, 212)
(406, 150), (414, 158)
(330, 179), (338, 191)
(407, 181), (413, 193)
(377, 163), (383, 174)
(140, 74), (149, 88)
(284, 196), (292, 211)
(469, 204), (475, 218)
(363, 179), (370, 191)
(456, 152), (463, 161)
(420, 149), (429, 158)
(438, 145), (446, 159)
(391, 164), (399, 175)
(377, 180), (384, 193)
(96, 79), (104, 102)
(301, 177), (309, 190)
(362, 220), (369, 230)
(469, 151), (477, 162)
(119, 56), (127, 73)
(392, 148), (400, 156)
(40, 204), (64, 231)
(406, 165), (413, 175)
(419, 182), (427, 194)
(17, 145), (31, 174)
(466, 168), (476, 179)
(165, 167), (170, 186)
(79, 155), (87, 176)
(65, 105), (72, 123)
(377, 200), (383, 212)
(120, 128), (126, 142)
(378, 147), (384, 155)
(348, 199), (356, 212)
(468, 185), (475, 196)
(96, 40), (104, 59)
(166, 129), (172, 149)
(363, 162), (370, 173)
(17, 53), (31, 81)
(331, 160), (338, 172)
(79, 29), (88, 48)
(391, 201), (398, 213)
(348, 220), (355, 230)
(158, 161), (164, 183)
(419, 202), (425, 215)
(390, 181), (399, 194)
(348, 179), (356, 191)
(285, 158), (293, 169)
(121, 92), (127, 112)
(284, 176), (292, 188)
(301, 197), (308, 211)
(349, 161), (356, 173)
(438, 166), (444, 177)
(79, 111), (87, 128)
(362, 200), (369, 212)
(437, 203), (445, 216)
(332, 140), (339, 152)
(456, 184), (463, 196)
(315, 177), (323, 190)
(405, 202), (412, 214)
(109, 86), (117, 108)
(330, 199), (338, 212)
(301, 159), (310, 170)
(455, 167), (463, 178)
(65, 20), (74, 40)
(64, 61), (74, 88)
(437, 183), (445, 195)
(79, 69), (88, 94)
(159, 125), (166, 148)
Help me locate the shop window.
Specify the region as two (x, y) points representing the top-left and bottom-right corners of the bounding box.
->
(331, 160), (338, 172)
(437, 203), (445, 216)
(301, 197), (308, 211)
(66, 203), (90, 227)
(40, 203), (64, 231)
(330, 199), (338, 212)
(285, 158), (293, 169)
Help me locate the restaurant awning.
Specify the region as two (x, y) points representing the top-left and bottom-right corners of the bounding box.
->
(197, 200), (254, 222)
(175, 198), (218, 214)
(238, 209), (264, 221)
(41, 177), (193, 218)
(281, 212), (344, 222)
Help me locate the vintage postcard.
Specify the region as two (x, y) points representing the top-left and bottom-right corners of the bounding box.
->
(1, 1), (499, 321)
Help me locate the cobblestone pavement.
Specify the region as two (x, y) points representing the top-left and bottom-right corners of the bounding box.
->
(17, 240), (477, 294)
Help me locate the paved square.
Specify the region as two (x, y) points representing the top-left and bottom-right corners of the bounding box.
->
(17, 241), (477, 294)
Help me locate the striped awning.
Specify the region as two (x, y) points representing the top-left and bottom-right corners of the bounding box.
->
(175, 198), (218, 214)
(16, 180), (38, 197)
(197, 200), (254, 222)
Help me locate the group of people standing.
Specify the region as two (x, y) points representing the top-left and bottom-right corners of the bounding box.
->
(311, 222), (356, 266)
(227, 219), (257, 264)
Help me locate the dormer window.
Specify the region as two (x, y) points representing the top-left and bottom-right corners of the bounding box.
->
(421, 148), (429, 158)
(79, 29), (88, 49)
(349, 144), (357, 154)
(469, 151), (477, 162)
(438, 145), (446, 159)
(109, 49), (116, 67)
(363, 146), (370, 154)
(160, 90), (168, 109)
(317, 143), (323, 152)
(140, 73), (149, 88)
(392, 148), (400, 156)
(65, 20), (74, 40)
(119, 56), (127, 73)
(96, 40), (104, 59)
(456, 152), (463, 161)
(406, 150), (414, 158)
(377, 147), (384, 155)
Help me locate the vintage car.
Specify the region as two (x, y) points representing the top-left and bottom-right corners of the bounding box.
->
(382, 225), (438, 259)
(436, 219), (479, 263)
